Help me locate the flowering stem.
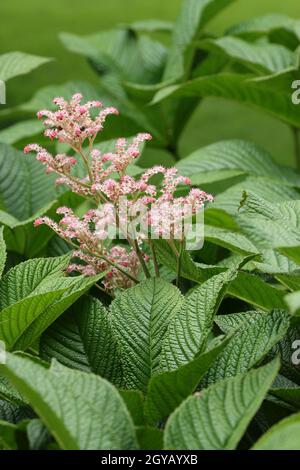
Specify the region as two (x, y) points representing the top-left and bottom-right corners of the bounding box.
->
(167, 238), (179, 257)
(149, 240), (160, 277)
(96, 253), (140, 284)
(95, 283), (114, 298)
(176, 241), (184, 288)
(132, 239), (151, 279)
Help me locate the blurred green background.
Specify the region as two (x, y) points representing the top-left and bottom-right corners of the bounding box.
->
(1, 0), (299, 166)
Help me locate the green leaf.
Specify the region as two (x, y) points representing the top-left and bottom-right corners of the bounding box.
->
(154, 241), (286, 310)
(40, 296), (122, 385)
(163, 0), (236, 80)
(0, 420), (21, 450)
(228, 272), (286, 310)
(273, 324), (300, 385)
(110, 278), (184, 392)
(0, 120), (44, 145)
(126, 20), (173, 33)
(271, 388), (300, 409)
(60, 29), (167, 85)
(0, 354), (137, 450)
(277, 246), (300, 265)
(0, 376), (26, 406)
(199, 37), (296, 74)
(0, 143), (57, 221)
(176, 140), (300, 188)
(160, 269), (237, 371)
(0, 256), (102, 350)
(0, 227), (6, 278)
(204, 225), (259, 255)
(119, 390), (144, 426)
(252, 413), (300, 450)
(228, 13), (300, 43)
(136, 426), (163, 450)
(202, 310), (290, 386)
(152, 67), (300, 129)
(164, 359), (280, 450)
(145, 336), (230, 424)
(214, 177), (299, 215)
(26, 419), (52, 450)
(0, 52), (51, 81)
(285, 290), (300, 315)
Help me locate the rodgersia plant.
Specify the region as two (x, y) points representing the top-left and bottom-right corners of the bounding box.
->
(24, 93), (213, 292)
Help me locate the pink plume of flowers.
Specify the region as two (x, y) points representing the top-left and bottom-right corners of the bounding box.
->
(24, 94), (213, 292)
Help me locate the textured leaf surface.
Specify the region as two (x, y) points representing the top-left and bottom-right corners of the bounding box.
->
(0, 143), (57, 220)
(110, 278), (183, 392)
(202, 310), (290, 386)
(1, 354), (137, 450)
(160, 269), (237, 371)
(145, 337), (229, 424)
(164, 360), (279, 450)
(40, 296), (122, 385)
(0, 256), (101, 350)
(176, 140), (300, 187)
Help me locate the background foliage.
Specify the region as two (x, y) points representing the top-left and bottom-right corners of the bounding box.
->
(0, 0), (300, 451)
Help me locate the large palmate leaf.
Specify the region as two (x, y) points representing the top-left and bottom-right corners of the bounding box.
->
(252, 413), (300, 450)
(0, 52), (51, 82)
(40, 296), (122, 385)
(152, 66), (300, 128)
(199, 37), (296, 74)
(164, 359), (279, 450)
(0, 354), (137, 450)
(202, 310), (290, 386)
(0, 255), (102, 350)
(163, 0), (236, 80)
(110, 278), (184, 392)
(160, 269), (237, 371)
(144, 336), (230, 424)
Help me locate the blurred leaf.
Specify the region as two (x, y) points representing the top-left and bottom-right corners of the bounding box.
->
(163, 0), (237, 80)
(252, 412), (300, 450)
(152, 66), (300, 129)
(0, 52), (51, 82)
(199, 37), (296, 74)
(0, 120), (44, 145)
(176, 140), (300, 188)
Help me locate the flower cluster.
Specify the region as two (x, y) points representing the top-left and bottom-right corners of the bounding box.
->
(25, 94), (213, 292)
